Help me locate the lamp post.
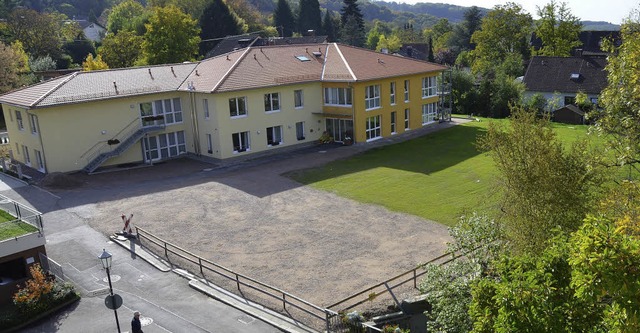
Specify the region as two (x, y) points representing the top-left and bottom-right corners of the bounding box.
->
(99, 249), (121, 333)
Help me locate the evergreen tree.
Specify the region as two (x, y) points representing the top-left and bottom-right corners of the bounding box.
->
(297, 0), (322, 35)
(451, 6), (483, 52)
(199, 0), (243, 55)
(427, 36), (435, 62)
(273, 0), (295, 37)
(341, 0), (364, 31)
(339, 14), (365, 47)
(322, 10), (337, 41)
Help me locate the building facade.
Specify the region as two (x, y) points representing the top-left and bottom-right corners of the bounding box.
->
(0, 43), (447, 174)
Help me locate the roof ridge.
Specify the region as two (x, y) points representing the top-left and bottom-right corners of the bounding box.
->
(320, 44), (330, 80)
(31, 72), (79, 108)
(333, 43), (357, 81)
(211, 46), (254, 93)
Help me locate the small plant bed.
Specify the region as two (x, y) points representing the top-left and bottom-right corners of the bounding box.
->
(0, 209), (37, 240)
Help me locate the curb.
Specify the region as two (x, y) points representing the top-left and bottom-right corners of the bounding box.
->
(109, 235), (171, 272)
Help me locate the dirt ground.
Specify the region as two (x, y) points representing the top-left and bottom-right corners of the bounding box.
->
(42, 122), (460, 317)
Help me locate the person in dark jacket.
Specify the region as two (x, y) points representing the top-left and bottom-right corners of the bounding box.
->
(131, 311), (143, 333)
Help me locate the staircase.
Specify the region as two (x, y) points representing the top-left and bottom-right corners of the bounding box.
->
(81, 121), (165, 173)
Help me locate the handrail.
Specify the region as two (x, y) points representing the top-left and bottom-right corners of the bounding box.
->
(136, 227), (327, 318)
(78, 117), (142, 167)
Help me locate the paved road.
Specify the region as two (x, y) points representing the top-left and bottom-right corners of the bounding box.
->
(2, 174), (281, 333)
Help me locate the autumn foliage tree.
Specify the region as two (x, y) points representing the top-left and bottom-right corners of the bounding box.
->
(13, 264), (54, 313)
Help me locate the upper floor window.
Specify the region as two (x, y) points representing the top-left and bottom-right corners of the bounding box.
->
(145, 98), (183, 125)
(15, 111), (23, 130)
(324, 87), (352, 106)
(229, 97), (247, 117)
(264, 92), (280, 112)
(390, 82), (396, 105)
(422, 76), (437, 98)
(29, 114), (38, 134)
(294, 90), (304, 109)
(404, 80), (410, 102)
(365, 84), (381, 110)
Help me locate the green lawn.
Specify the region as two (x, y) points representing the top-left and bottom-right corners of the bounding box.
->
(288, 119), (593, 227)
(0, 209), (37, 240)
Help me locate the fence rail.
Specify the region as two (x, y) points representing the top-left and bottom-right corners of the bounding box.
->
(0, 194), (43, 233)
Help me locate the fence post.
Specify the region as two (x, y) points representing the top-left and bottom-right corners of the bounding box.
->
(413, 269), (417, 289)
(164, 242), (168, 259)
(236, 273), (240, 291)
(282, 293), (286, 310)
(198, 257), (203, 275)
(325, 310), (331, 333)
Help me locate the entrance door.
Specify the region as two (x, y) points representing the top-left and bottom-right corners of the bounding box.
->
(325, 118), (354, 142)
(143, 135), (160, 162)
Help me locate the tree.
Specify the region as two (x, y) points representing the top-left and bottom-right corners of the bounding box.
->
(7, 8), (64, 59)
(339, 14), (365, 47)
(106, 0), (149, 35)
(148, 0), (209, 20)
(142, 5), (201, 65)
(0, 41), (23, 93)
(471, 3), (532, 75)
(82, 53), (109, 71)
(450, 6), (483, 52)
(199, 0), (244, 56)
(273, 0), (295, 37)
(341, 0), (364, 33)
(375, 34), (401, 53)
(596, 10), (640, 167)
(297, 0), (322, 35)
(13, 264), (54, 313)
(322, 10), (338, 42)
(98, 31), (143, 68)
(427, 36), (435, 62)
(63, 38), (96, 66)
(534, 0), (582, 56)
(226, 0), (262, 33)
(478, 108), (604, 253)
(450, 69), (477, 115)
(365, 20), (391, 50)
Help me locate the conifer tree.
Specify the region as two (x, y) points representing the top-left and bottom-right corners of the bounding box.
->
(199, 0), (243, 55)
(273, 0), (296, 37)
(297, 0), (322, 35)
(340, 0), (364, 46)
(322, 10), (337, 41)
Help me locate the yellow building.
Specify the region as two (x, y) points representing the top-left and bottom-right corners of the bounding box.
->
(0, 43), (447, 174)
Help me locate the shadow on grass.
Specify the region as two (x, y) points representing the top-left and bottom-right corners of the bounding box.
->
(286, 125), (487, 184)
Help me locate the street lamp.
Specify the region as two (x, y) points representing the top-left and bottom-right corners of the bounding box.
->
(99, 249), (121, 333)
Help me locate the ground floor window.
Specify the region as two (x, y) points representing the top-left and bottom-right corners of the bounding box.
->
(35, 149), (44, 172)
(266, 126), (283, 146)
(422, 103), (437, 124)
(232, 131), (250, 153)
(206, 134), (213, 154)
(366, 115), (381, 141)
(391, 112), (397, 134)
(404, 109), (410, 130)
(22, 145), (30, 166)
(296, 122), (305, 140)
(144, 131), (186, 161)
(326, 118), (353, 142)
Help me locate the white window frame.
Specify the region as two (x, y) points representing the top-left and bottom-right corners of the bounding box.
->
(206, 133), (213, 153)
(404, 80), (410, 102)
(203, 99), (210, 119)
(232, 131), (250, 153)
(391, 111), (397, 134)
(366, 115), (382, 141)
(266, 126), (283, 146)
(324, 87), (352, 106)
(294, 90), (304, 109)
(390, 82), (396, 105)
(229, 97), (247, 117)
(16, 111), (23, 130)
(29, 114), (38, 134)
(404, 108), (410, 130)
(365, 85), (381, 110)
(22, 145), (30, 166)
(422, 76), (437, 98)
(264, 92), (280, 113)
(296, 121), (305, 141)
(422, 103), (438, 124)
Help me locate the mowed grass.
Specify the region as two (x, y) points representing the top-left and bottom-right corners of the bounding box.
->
(0, 209), (37, 240)
(288, 119), (594, 227)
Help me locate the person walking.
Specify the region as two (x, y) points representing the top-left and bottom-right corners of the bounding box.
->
(131, 311), (143, 333)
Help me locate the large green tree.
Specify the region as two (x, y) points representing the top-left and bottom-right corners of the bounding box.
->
(199, 0), (244, 55)
(534, 0), (582, 56)
(106, 0), (149, 35)
(98, 31), (143, 68)
(7, 8), (63, 59)
(340, 0), (364, 32)
(340, 0), (364, 47)
(273, 0), (296, 37)
(470, 2), (532, 75)
(322, 10), (338, 42)
(451, 6), (483, 52)
(142, 5), (201, 65)
(0, 41), (24, 93)
(297, 0), (322, 35)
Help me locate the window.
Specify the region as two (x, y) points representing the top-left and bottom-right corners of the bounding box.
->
(266, 126), (283, 146)
(366, 115), (381, 141)
(422, 76), (437, 98)
(141, 98), (182, 125)
(564, 96), (575, 105)
(365, 85), (381, 110)
(390, 82), (396, 105)
(22, 145), (30, 166)
(404, 108), (410, 130)
(15, 111), (23, 130)
(229, 97), (247, 117)
(203, 99), (209, 119)
(404, 80), (410, 102)
(295, 55), (310, 61)
(29, 114), (38, 134)
(422, 103), (437, 124)
(294, 90), (304, 109)
(391, 111), (397, 134)
(35, 149), (44, 172)
(296, 121), (305, 140)
(264, 92), (280, 113)
(324, 87), (352, 106)
(206, 134), (213, 154)
(232, 131), (250, 152)
(157, 131), (186, 158)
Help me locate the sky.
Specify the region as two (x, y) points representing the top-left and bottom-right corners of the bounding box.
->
(395, 0), (639, 24)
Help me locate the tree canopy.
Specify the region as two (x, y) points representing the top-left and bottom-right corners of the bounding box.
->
(199, 0), (244, 56)
(142, 5), (201, 65)
(273, 0), (296, 37)
(98, 30), (143, 68)
(534, 0), (582, 56)
(298, 0), (322, 35)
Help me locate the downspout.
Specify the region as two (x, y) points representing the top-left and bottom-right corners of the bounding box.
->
(189, 89), (201, 155)
(351, 82), (356, 143)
